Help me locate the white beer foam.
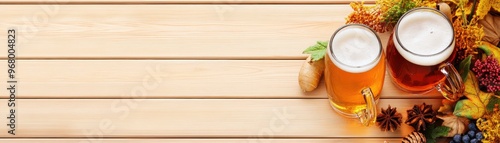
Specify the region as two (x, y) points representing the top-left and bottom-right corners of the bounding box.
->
(395, 9), (454, 66)
(329, 25), (381, 73)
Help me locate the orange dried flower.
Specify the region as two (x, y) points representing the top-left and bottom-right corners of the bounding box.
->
(345, 2), (390, 33)
(453, 17), (484, 63)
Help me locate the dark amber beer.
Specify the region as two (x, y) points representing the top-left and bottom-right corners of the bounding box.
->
(325, 24), (385, 126)
(386, 8), (464, 101)
(386, 35), (455, 92)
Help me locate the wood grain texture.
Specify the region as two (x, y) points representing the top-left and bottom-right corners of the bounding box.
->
(0, 99), (440, 137)
(0, 5), (356, 59)
(0, 139), (401, 143)
(0, 0), (374, 4)
(0, 60), (441, 99)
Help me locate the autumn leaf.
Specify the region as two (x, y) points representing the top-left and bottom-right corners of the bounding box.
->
(478, 42), (500, 63)
(438, 99), (456, 114)
(437, 114), (469, 137)
(464, 72), (492, 105)
(454, 99), (484, 119)
(453, 72), (493, 119)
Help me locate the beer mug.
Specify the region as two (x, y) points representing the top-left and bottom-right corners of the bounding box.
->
(325, 24), (385, 126)
(386, 7), (464, 101)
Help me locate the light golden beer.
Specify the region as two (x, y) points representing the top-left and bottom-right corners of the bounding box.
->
(324, 24), (385, 123)
(325, 53), (385, 115)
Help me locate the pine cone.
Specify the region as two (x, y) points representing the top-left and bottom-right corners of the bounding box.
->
(405, 103), (436, 132)
(402, 132), (426, 143)
(376, 105), (402, 132)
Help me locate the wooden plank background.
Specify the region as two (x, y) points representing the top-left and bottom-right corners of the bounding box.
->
(0, 139), (401, 143)
(0, 0), (445, 142)
(0, 99), (440, 137)
(0, 60), (440, 99)
(0, 0), (375, 4)
(1, 5), (348, 59)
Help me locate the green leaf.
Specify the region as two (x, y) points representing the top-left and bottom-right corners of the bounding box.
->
(454, 99), (484, 119)
(424, 124), (450, 143)
(487, 96), (500, 112)
(383, 0), (416, 24)
(478, 45), (492, 56)
(431, 126), (451, 139)
(303, 41), (328, 61)
(458, 55), (472, 82)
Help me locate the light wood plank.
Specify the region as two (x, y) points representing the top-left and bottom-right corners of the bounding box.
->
(0, 5), (356, 59)
(0, 99), (441, 137)
(0, 60), (441, 99)
(0, 0), (374, 4)
(0, 139), (401, 143)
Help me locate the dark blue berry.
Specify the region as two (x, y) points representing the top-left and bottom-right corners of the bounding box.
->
(453, 134), (462, 143)
(469, 123), (478, 131)
(449, 140), (456, 143)
(476, 132), (484, 140)
(470, 138), (478, 143)
(468, 130), (476, 138)
(462, 135), (471, 143)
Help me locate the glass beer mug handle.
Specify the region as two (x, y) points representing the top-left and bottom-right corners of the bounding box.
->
(436, 63), (465, 101)
(357, 88), (377, 126)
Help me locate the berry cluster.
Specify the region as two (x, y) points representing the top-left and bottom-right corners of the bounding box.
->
(451, 123), (483, 143)
(472, 55), (500, 92)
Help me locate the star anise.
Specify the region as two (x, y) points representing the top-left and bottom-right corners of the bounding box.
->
(405, 103), (437, 132)
(376, 105), (402, 132)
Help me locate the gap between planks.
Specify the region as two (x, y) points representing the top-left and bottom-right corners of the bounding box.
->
(0, 60), (442, 99)
(0, 99), (440, 137)
(0, 4), (379, 60)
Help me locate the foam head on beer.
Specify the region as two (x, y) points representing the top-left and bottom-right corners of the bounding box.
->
(329, 25), (381, 73)
(394, 8), (455, 66)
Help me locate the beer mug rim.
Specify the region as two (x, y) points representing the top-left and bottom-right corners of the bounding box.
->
(394, 7), (454, 58)
(327, 24), (383, 73)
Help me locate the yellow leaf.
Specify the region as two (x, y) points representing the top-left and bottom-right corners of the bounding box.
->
(454, 73), (493, 119)
(454, 99), (485, 119)
(481, 41), (500, 63)
(464, 72), (493, 105)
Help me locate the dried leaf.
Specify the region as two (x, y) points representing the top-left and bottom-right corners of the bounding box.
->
(437, 114), (470, 137)
(478, 9), (499, 46)
(438, 99), (456, 114)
